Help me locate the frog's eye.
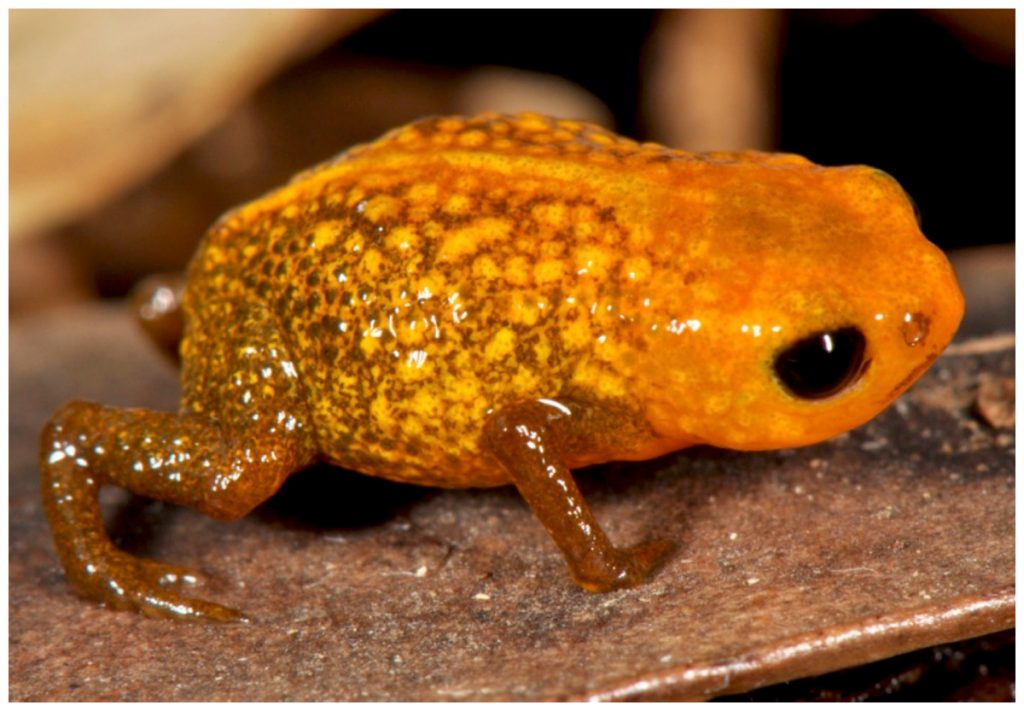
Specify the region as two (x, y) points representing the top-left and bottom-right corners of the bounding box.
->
(773, 327), (867, 400)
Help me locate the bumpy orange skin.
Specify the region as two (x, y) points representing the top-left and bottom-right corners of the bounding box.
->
(40, 113), (964, 619)
(190, 112), (962, 476)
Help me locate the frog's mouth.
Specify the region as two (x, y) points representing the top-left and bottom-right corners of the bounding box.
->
(883, 348), (940, 404)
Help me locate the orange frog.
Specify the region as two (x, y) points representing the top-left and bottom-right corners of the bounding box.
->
(40, 113), (964, 621)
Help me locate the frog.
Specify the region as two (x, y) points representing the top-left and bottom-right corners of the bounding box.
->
(40, 112), (964, 621)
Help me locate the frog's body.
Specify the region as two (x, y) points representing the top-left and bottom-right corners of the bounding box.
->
(41, 113), (964, 621)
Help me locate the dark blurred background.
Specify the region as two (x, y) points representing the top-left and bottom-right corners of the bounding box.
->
(7, 9), (1015, 702)
(10, 9), (1014, 336)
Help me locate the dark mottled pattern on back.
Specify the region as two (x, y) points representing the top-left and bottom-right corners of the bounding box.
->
(181, 114), (678, 486)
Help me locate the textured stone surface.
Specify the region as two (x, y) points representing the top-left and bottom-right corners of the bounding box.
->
(9, 305), (1014, 701)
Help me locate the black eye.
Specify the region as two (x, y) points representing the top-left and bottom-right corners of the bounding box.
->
(773, 327), (867, 400)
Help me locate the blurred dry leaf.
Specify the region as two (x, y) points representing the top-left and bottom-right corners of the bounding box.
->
(456, 66), (612, 126)
(950, 245), (1015, 338)
(975, 373), (1014, 430)
(645, 9), (781, 151)
(10, 9), (380, 239)
(926, 9), (1015, 64)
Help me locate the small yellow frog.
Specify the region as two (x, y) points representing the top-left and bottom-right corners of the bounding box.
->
(40, 113), (964, 621)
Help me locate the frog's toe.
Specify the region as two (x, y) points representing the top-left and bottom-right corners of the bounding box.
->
(128, 558), (251, 623)
(576, 537), (678, 593)
(146, 560), (203, 588)
(129, 586), (252, 623)
(67, 550), (250, 623)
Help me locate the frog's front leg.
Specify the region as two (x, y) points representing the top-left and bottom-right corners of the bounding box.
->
(482, 399), (675, 592)
(40, 298), (316, 621)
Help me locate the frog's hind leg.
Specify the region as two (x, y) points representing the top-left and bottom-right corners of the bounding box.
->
(40, 298), (317, 621)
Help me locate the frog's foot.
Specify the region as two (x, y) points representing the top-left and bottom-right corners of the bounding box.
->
(572, 537), (677, 593)
(64, 546), (250, 623)
(483, 399), (677, 593)
(41, 398), (314, 621)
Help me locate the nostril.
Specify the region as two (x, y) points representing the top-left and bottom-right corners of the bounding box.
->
(900, 311), (931, 347)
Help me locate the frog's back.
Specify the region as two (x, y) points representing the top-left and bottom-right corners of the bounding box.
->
(184, 114), (688, 486)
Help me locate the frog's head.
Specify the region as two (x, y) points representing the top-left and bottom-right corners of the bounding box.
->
(642, 163), (964, 451)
